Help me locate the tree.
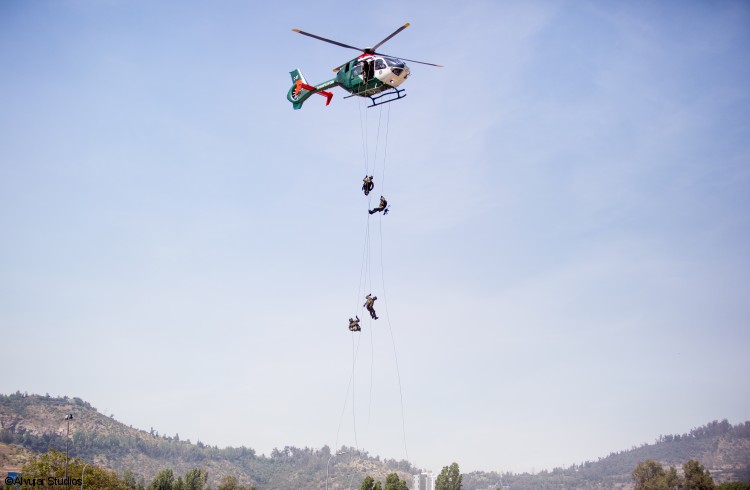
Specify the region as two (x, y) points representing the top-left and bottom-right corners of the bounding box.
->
(122, 469), (138, 489)
(436, 462), (462, 490)
(20, 450), (130, 490)
(384, 472), (409, 490)
(632, 460), (681, 490)
(664, 466), (681, 489)
(149, 469), (176, 490)
(218, 475), (255, 490)
(360, 475), (383, 490)
(182, 468), (209, 490)
(683, 460), (715, 490)
(633, 460), (666, 490)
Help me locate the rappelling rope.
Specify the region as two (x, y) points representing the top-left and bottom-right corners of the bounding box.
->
(366, 104), (385, 427)
(329, 330), (363, 490)
(371, 102), (409, 463)
(354, 212), (371, 314)
(333, 156), (371, 482)
(358, 96), (369, 175)
(351, 331), (359, 452)
(332, 100), (407, 490)
(372, 103), (384, 180)
(378, 214), (409, 463)
(330, 99), (374, 489)
(357, 101), (409, 465)
(380, 104), (391, 193)
(345, 99), (380, 465)
(334, 333), (362, 452)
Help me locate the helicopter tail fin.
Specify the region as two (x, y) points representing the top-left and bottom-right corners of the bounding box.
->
(287, 69), (333, 109)
(286, 68), (307, 110)
(290, 69), (307, 86)
(288, 69), (310, 110)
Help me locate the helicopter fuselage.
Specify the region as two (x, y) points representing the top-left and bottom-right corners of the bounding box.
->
(288, 23), (440, 109)
(336, 54), (411, 95)
(287, 54), (410, 109)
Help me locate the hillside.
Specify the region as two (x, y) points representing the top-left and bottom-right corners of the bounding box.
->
(0, 393), (415, 489)
(1, 392), (749, 489)
(0, 441), (35, 473)
(463, 420), (750, 490)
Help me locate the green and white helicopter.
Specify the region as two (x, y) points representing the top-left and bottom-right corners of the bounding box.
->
(286, 23), (442, 109)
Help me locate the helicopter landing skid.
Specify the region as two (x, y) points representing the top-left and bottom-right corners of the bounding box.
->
(367, 88), (406, 108)
(345, 88), (406, 108)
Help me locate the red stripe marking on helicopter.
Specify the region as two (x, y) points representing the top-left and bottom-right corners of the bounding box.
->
(294, 80), (333, 106)
(294, 79), (320, 95)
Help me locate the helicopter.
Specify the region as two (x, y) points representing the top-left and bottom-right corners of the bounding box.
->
(286, 22), (442, 109)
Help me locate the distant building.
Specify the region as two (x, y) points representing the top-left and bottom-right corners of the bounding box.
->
(413, 472), (436, 490)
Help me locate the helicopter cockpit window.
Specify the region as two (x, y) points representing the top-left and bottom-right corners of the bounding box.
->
(374, 58), (386, 70)
(352, 64), (362, 76)
(384, 56), (405, 68)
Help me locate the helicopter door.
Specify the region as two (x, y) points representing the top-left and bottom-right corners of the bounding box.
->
(374, 58), (386, 77)
(350, 63), (366, 90)
(363, 60), (375, 82)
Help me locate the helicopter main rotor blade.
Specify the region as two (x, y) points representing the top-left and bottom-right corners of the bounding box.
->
(372, 51), (444, 67)
(292, 29), (364, 52)
(370, 22), (411, 52)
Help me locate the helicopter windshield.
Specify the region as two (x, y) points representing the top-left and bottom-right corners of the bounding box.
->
(383, 56), (405, 68)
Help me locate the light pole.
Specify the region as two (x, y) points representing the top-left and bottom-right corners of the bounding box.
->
(326, 450), (348, 490)
(64, 414), (73, 490)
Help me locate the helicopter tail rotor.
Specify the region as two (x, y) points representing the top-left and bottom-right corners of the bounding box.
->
(287, 69), (334, 109)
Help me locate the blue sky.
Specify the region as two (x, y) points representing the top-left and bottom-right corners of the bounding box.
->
(2, 0), (749, 476)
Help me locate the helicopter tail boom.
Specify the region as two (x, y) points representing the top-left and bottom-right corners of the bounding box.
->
(287, 69), (334, 109)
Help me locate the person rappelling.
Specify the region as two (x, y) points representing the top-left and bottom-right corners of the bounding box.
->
(362, 175), (374, 196)
(348, 316), (361, 332)
(369, 195), (388, 215)
(363, 294), (378, 320)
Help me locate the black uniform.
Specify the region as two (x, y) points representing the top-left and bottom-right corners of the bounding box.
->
(369, 196), (388, 215)
(362, 176), (374, 196)
(362, 60), (374, 84)
(348, 316), (361, 332)
(364, 294), (378, 320)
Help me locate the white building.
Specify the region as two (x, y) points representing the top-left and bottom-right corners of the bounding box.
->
(412, 472), (436, 490)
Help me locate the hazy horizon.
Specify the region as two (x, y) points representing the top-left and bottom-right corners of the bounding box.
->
(3, 390), (748, 476)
